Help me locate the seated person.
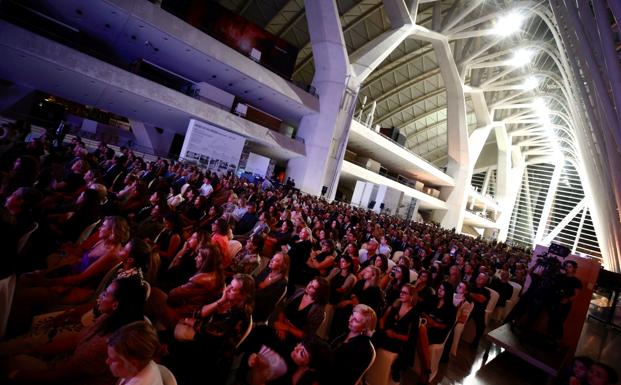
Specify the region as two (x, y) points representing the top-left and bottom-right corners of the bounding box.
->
(2, 276), (147, 385)
(148, 244), (224, 329)
(162, 274), (255, 385)
(489, 270), (513, 309)
(253, 252), (289, 323)
(330, 304), (377, 385)
(230, 235), (263, 275)
(374, 284), (420, 381)
(106, 321), (166, 385)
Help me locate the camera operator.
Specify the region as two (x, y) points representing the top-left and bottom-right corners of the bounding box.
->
(504, 254), (551, 330)
(548, 260), (581, 341)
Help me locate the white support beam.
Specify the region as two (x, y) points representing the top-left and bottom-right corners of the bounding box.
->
(534, 159), (563, 244)
(541, 197), (587, 245)
(572, 206), (588, 254)
(411, 28), (470, 231)
(349, 0), (416, 81)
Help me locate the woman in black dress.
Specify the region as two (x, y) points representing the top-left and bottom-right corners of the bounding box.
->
(253, 252), (289, 323)
(331, 304), (377, 385)
(373, 283), (419, 382)
(331, 266), (384, 339)
(326, 255), (356, 305)
(287, 227), (314, 290)
(421, 281), (457, 344)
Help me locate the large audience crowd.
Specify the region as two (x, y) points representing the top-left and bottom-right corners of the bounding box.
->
(0, 121), (615, 385)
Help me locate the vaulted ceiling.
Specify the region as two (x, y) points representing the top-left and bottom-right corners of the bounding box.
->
(218, 0), (582, 169)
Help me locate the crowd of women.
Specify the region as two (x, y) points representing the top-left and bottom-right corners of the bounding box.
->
(0, 124), (614, 385)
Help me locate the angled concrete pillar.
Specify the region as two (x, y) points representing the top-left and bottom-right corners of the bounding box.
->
(290, 0), (420, 198)
(481, 166), (493, 195)
(286, 0), (352, 196)
(497, 146), (526, 242)
(534, 159), (563, 244)
(411, 30), (469, 231)
(129, 119), (154, 152)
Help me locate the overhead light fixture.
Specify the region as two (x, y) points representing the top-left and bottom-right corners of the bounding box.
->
(532, 97), (550, 125)
(521, 76), (539, 90)
(492, 10), (525, 36)
(508, 48), (534, 67)
(532, 97), (547, 113)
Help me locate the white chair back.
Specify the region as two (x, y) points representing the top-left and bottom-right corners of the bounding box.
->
(77, 219), (101, 245)
(316, 305), (333, 340)
(391, 250), (404, 263)
(236, 316), (253, 349)
(450, 301), (473, 356)
(158, 364), (178, 385)
(484, 288), (500, 325)
(365, 347), (393, 385)
(0, 274), (16, 339)
(17, 222), (38, 256)
(501, 281), (523, 320)
(357, 342), (377, 385)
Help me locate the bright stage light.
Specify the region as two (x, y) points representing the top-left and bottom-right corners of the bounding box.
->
(492, 11), (525, 36)
(508, 48), (534, 67)
(522, 76), (539, 90)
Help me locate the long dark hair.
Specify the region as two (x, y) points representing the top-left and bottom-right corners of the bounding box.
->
(92, 276), (146, 337)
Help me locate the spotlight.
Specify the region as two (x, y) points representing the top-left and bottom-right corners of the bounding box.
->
(492, 11), (525, 36)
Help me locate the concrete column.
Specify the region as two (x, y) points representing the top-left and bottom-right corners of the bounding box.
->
(481, 166), (493, 195)
(373, 185), (388, 213)
(381, 187), (403, 216)
(429, 37), (470, 231)
(534, 160), (564, 244)
(351, 181), (366, 207)
(129, 119), (154, 152)
(129, 119), (177, 156)
(572, 206), (588, 254)
(286, 0), (354, 197)
(407, 197), (421, 222)
(497, 147), (526, 242)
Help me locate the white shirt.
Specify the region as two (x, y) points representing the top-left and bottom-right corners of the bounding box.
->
(199, 183), (213, 197)
(119, 361), (164, 385)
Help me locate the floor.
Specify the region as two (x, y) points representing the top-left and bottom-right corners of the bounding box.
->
(401, 315), (621, 385)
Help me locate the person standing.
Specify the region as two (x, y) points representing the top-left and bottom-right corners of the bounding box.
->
(548, 260), (582, 341)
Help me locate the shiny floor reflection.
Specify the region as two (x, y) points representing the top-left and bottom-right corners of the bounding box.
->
(400, 317), (621, 385)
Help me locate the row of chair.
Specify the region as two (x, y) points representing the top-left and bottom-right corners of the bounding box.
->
(365, 279), (523, 385)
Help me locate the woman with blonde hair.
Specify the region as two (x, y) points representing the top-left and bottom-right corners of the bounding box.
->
(331, 304), (377, 385)
(331, 266), (385, 339)
(287, 226), (314, 290)
(10, 217), (130, 329)
(164, 274), (255, 385)
(253, 252), (289, 323)
(374, 283), (420, 382)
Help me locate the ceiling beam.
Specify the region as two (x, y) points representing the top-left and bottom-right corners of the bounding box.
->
(373, 87), (445, 124)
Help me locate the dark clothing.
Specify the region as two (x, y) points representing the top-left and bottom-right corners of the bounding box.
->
(234, 211), (259, 235)
(287, 238), (313, 287)
(489, 278), (513, 308)
(374, 304), (419, 353)
(253, 268), (287, 322)
(470, 286), (490, 345)
(0, 209), (18, 279)
(283, 288), (325, 337)
(331, 333), (375, 385)
(350, 280), (385, 315)
(423, 299), (457, 344)
(162, 306), (249, 385)
(548, 275), (582, 339)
